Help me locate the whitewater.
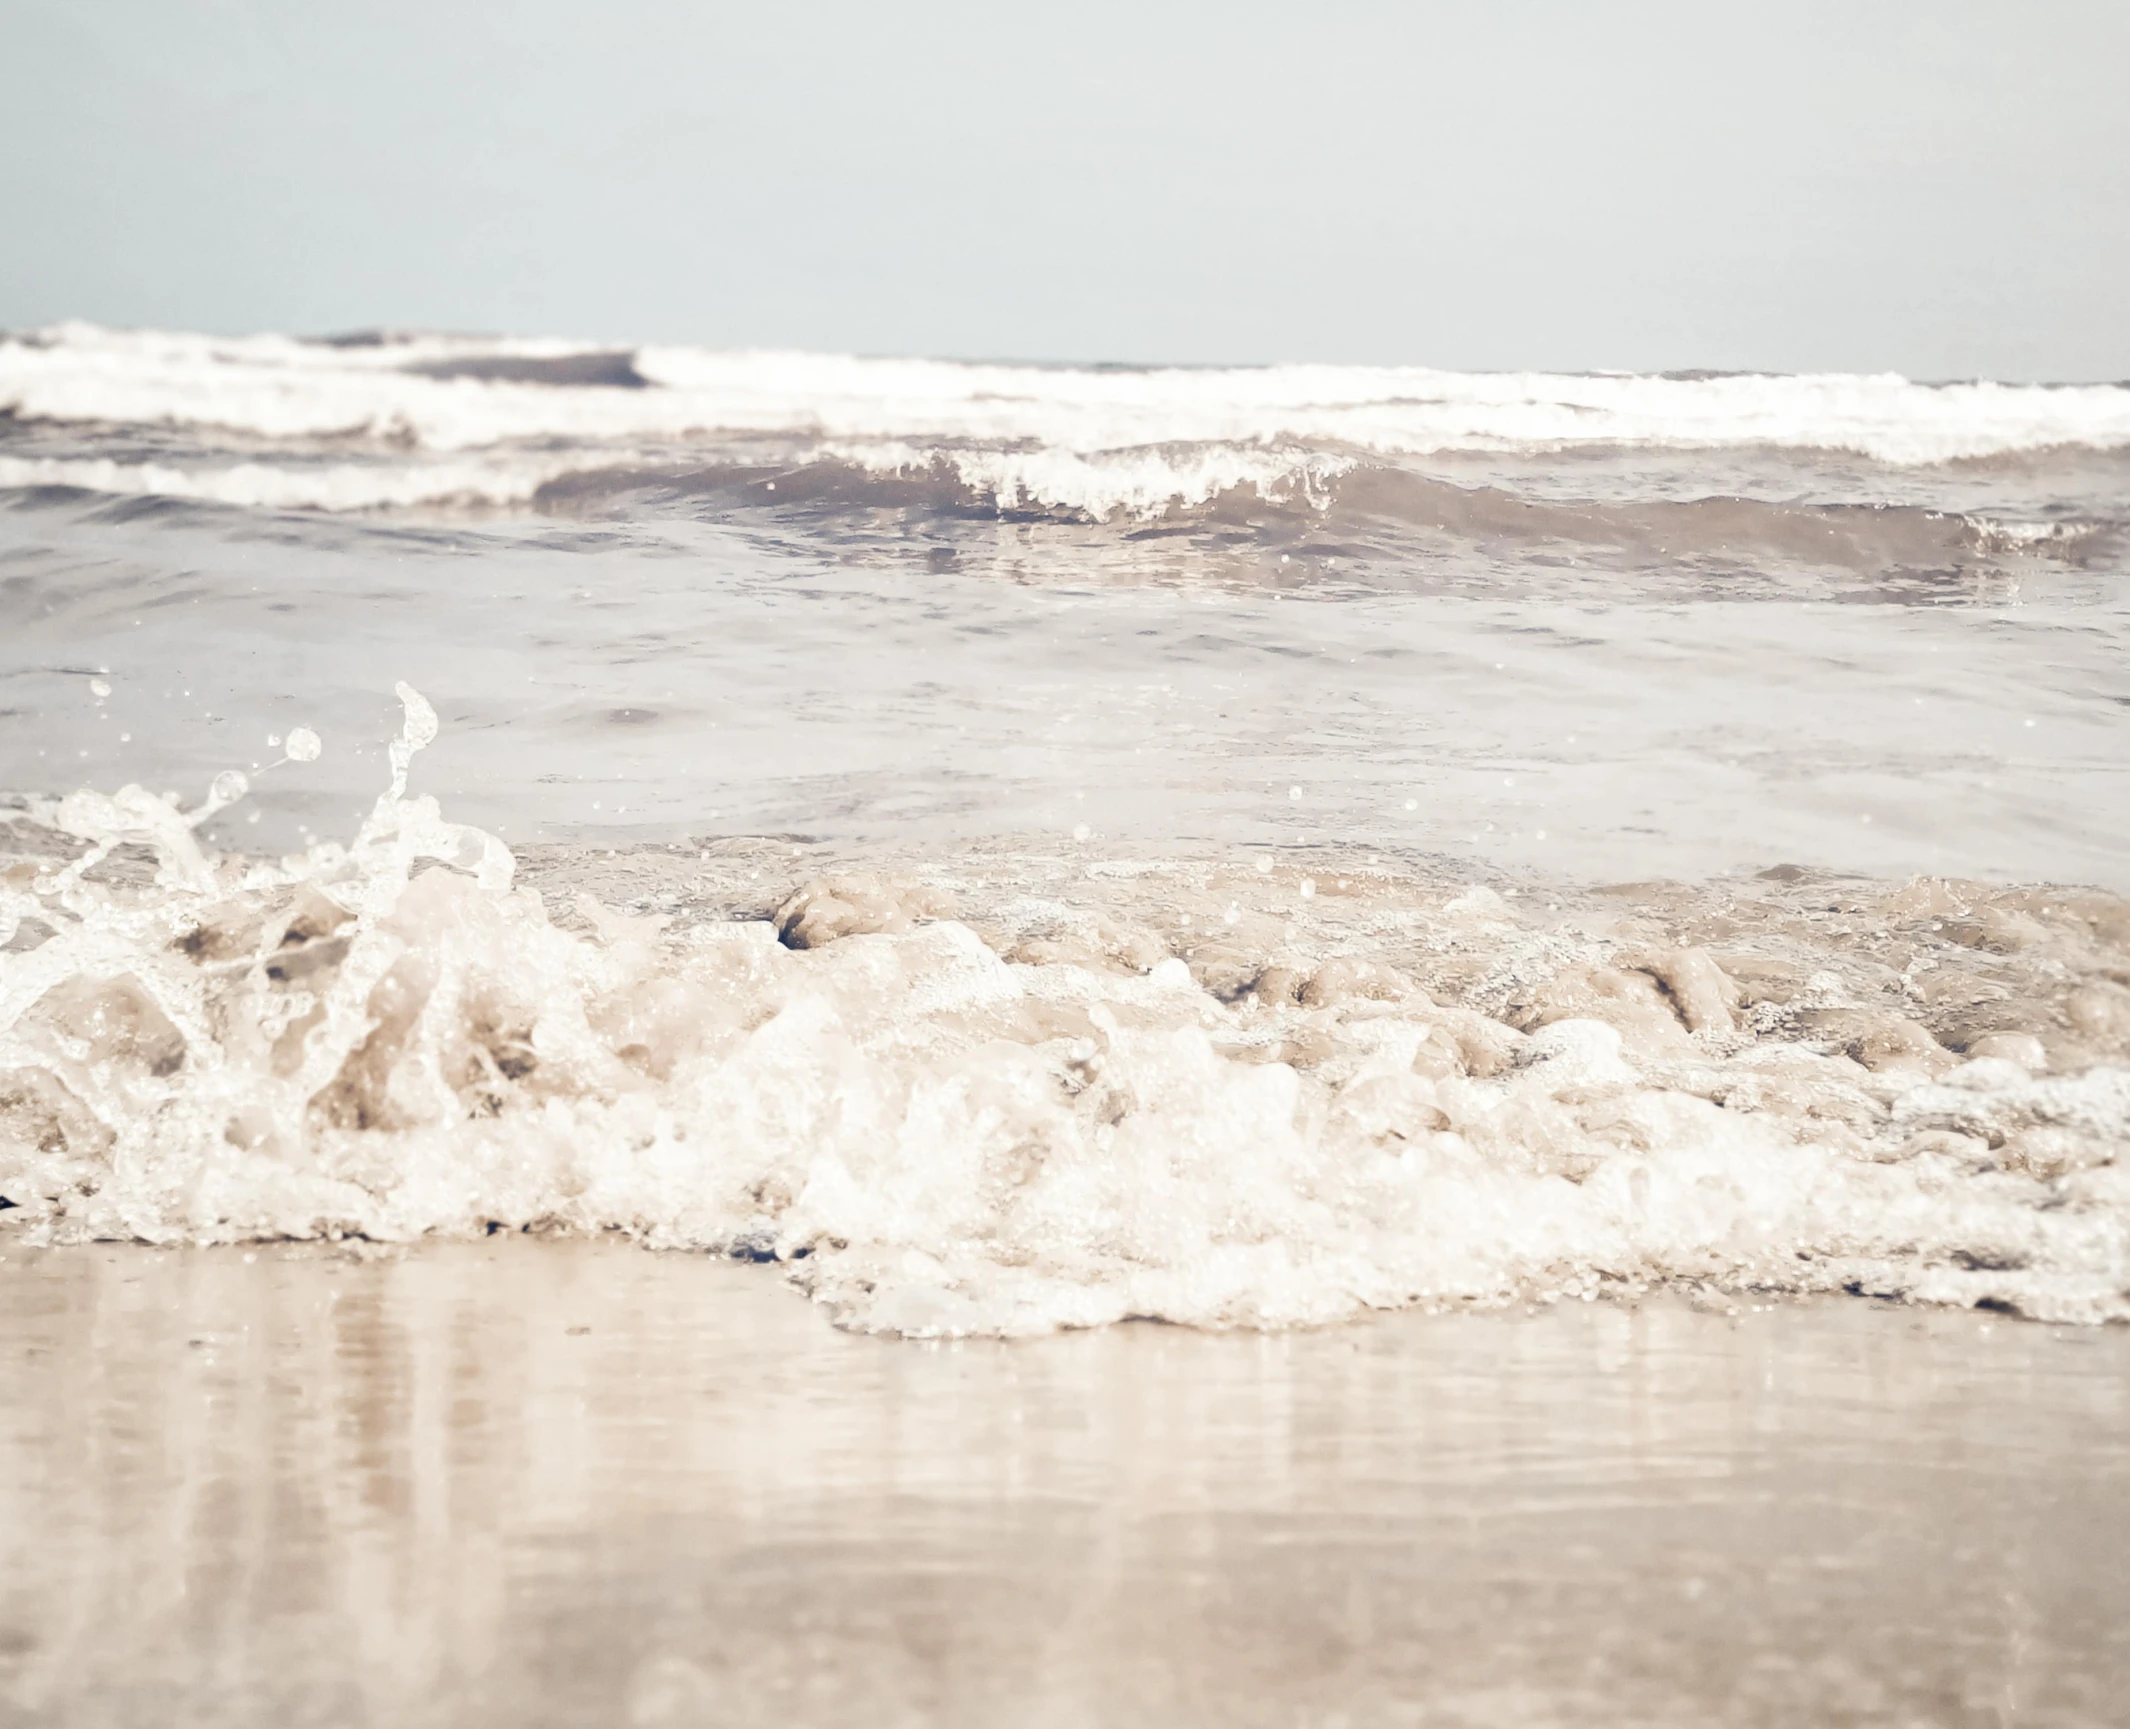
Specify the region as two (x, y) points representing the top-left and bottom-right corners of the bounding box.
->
(2, 324), (2127, 1335)
(7, 323), (2130, 515)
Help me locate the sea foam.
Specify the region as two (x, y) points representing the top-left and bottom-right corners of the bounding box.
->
(4, 689), (2126, 1335)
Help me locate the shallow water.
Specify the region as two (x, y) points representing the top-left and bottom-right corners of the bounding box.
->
(1, 326), (2126, 1339)
(2, 1240), (2127, 1728)
(4, 330), (2129, 888)
(5, 486), (2128, 889)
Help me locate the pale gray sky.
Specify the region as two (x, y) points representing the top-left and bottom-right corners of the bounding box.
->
(5, 0), (2126, 378)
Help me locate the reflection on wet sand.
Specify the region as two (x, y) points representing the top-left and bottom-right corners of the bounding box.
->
(3, 1240), (2126, 1727)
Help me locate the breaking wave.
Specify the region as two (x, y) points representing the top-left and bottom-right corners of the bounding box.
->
(6, 322), (2130, 526)
(11, 323), (2130, 462)
(4, 690), (2126, 1335)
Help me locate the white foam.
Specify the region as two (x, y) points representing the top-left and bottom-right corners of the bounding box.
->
(0, 453), (567, 511)
(3, 691), (2125, 1335)
(4, 323), (2129, 519)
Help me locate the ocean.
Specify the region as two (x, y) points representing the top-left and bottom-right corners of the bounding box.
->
(2, 322), (2127, 1335)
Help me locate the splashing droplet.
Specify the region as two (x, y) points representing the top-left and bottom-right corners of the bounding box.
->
(386, 684), (438, 798)
(285, 727), (322, 764)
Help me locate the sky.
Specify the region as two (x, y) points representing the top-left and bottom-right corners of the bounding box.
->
(4, 0), (2127, 379)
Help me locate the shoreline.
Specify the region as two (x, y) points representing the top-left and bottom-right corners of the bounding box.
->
(5, 1236), (2128, 1726)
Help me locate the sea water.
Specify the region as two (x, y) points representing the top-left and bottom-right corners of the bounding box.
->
(2, 324), (2126, 1333)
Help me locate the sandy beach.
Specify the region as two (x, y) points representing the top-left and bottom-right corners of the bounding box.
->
(3, 1239), (2125, 1727)
(8, 10), (2130, 1725)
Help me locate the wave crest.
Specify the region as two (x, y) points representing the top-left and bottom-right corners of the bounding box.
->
(9, 321), (2130, 467)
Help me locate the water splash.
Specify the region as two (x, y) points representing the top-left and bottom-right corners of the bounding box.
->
(2, 691), (2126, 1335)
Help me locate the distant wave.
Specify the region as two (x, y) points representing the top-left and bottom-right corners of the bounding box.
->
(553, 458), (2117, 570)
(3, 446), (2115, 588)
(8, 324), (2130, 483)
(6, 324), (2128, 586)
(0, 452), (572, 512)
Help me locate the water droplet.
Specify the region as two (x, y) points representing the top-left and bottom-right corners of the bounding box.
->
(394, 683), (439, 750)
(284, 727), (322, 763)
(89, 677), (111, 699)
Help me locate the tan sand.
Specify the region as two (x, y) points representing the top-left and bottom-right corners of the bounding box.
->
(2, 1240), (2127, 1727)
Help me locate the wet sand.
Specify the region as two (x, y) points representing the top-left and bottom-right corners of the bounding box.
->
(2, 1240), (2126, 1727)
